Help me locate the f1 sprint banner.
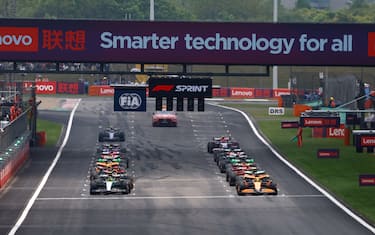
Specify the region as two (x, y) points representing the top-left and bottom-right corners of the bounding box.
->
(148, 78), (212, 98)
(1, 19), (375, 66)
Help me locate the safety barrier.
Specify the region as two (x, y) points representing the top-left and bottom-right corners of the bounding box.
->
(0, 133), (30, 188)
(88, 85), (290, 98)
(0, 108), (29, 152)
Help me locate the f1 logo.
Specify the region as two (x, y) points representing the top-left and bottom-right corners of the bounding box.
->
(368, 32), (375, 56)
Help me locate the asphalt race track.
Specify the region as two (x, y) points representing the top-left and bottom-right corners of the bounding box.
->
(0, 97), (374, 235)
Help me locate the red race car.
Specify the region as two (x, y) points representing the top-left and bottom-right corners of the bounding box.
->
(152, 110), (177, 127)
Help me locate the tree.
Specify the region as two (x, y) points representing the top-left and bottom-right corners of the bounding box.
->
(295, 0), (311, 9)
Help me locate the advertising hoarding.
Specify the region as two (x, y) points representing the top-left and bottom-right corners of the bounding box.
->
(1, 19), (375, 66)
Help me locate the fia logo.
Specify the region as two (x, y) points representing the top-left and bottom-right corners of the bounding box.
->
(119, 93), (142, 110)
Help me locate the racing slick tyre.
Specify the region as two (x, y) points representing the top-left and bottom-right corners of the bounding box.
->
(119, 133), (125, 142)
(236, 186), (245, 196)
(90, 188), (98, 195)
(121, 184), (130, 194)
(98, 133), (104, 142)
(219, 163), (226, 173)
(89, 184), (98, 195)
(226, 173), (229, 182)
(229, 176), (236, 186)
(207, 142), (214, 153)
(266, 183), (278, 195)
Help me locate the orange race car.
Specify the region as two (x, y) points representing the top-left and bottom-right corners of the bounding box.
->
(235, 171), (278, 195)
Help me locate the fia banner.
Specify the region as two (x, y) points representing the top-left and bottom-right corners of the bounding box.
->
(113, 86), (146, 112)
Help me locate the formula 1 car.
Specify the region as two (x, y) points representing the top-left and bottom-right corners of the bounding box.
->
(97, 143), (126, 153)
(207, 136), (239, 153)
(152, 110), (177, 127)
(218, 156), (255, 173)
(213, 148), (244, 163)
(95, 155), (129, 169)
(90, 174), (133, 195)
(226, 165), (259, 186)
(235, 171), (278, 195)
(98, 127), (125, 142)
(90, 169), (134, 194)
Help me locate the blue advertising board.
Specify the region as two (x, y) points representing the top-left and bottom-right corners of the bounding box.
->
(113, 87), (146, 112)
(1, 19), (375, 66)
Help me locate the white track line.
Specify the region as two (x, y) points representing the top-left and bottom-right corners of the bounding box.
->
(8, 99), (81, 235)
(36, 194), (325, 200)
(211, 103), (375, 234)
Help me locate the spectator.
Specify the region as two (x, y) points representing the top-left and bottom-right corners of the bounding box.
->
(329, 97), (336, 108)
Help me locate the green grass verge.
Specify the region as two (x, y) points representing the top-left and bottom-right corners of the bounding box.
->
(36, 119), (63, 147)
(222, 103), (375, 224)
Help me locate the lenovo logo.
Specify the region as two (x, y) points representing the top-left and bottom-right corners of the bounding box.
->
(0, 27), (38, 52)
(361, 136), (375, 146)
(36, 84), (54, 92)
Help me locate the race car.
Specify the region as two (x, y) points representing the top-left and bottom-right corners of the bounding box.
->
(98, 127), (125, 142)
(218, 156), (255, 173)
(97, 143), (126, 153)
(152, 110), (177, 127)
(90, 174), (133, 195)
(207, 136), (239, 153)
(226, 166), (259, 186)
(235, 171), (278, 195)
(95, 154), (129, 169)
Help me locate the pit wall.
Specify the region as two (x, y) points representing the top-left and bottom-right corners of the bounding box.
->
(0, 135), (30, 189)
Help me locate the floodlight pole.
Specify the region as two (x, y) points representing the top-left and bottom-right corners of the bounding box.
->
(272, 0), (278, 89)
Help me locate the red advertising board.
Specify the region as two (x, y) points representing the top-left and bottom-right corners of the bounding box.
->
(313, 125), (346, 138)
(0, 27), (39, 52)
(317, 149), (339, 158)
(281, 121), (299, 128)
(57, 82), (80, 94)
(88, 85), (114, 96)
(326, 124), (346, 138)
(300, 117), (340, 128)
(230, 88), (255, 98)
(23, 81), (56, 94)
(359, 175), (375, 186)
(254, 88), (272, 98)
(360, 136), (375, 147)
(273, 88), (291, 97)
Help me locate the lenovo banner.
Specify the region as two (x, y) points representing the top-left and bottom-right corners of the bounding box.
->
(24, 81), (56, 94)
(230, 88), (255, 98)
(317, 149), (339, 158)
(1, 19), (375, 65)
(359, 175), (375, 186)
(88, 85), (114, 96)
(148, 78), (212, 98)
(300, 117), (340, 128)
